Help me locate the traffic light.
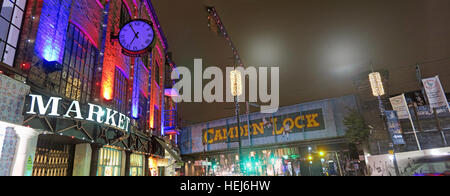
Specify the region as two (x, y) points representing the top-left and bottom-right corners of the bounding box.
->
(319, 151), (325, 157)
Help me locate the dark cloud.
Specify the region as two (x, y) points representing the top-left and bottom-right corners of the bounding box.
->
(152, 0), (450, 123)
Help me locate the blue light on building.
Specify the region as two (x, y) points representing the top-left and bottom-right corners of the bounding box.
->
(131, 61), (141, 119)
(34, 0), (72, 63)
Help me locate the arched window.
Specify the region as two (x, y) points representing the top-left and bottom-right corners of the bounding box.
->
(114, 67), (127, 114)
(59, 23), (99, 103)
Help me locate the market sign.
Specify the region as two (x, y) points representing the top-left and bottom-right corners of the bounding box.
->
(26, 94), (131, 133)
(202, 109), (325, 144)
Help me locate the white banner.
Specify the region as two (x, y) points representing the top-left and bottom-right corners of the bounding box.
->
(422, 76), (450, 112)
(389, 94), (410, 119)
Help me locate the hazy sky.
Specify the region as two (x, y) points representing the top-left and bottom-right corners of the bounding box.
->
(152, 0), (450, 123)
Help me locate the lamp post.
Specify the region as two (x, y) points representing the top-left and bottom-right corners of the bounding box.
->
(368, 71), (401, 176)
(230, 69), (243, 175)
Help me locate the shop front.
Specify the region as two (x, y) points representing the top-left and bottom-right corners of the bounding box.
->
(31, 134), (79, 176)
(179, 95), (359, 176)
(148, 156), (160, 176)
(130, 153), (145, 176)
(21, 93), (157, 176)
(97, 146), (123, 176)
(197, 142), (348, 176)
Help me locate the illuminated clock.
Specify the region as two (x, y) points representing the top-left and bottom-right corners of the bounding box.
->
(118, 19), (155, 56)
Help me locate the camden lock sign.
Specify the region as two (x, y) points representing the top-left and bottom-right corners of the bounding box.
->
(203, 109), (325, 144)
(26, 94), (131, 133)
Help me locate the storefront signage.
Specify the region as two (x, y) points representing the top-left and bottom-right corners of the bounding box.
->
(202, 109), (325, 144)
(26, 94), (131, 133)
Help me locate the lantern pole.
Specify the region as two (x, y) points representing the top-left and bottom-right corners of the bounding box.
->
(369, 64), (400, 176)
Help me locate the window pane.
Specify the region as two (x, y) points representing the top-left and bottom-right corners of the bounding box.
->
(0, 42), (4, 60)
(59, 23), (98, 103)
(11, 6), (23, 28)
(63, 49), (70, 65)
(1, 0), (13, 21)
(16, 0), (27, 10)
(3, 44), (15, 66)
(0, 17), (9, 41)
(7, 25), (19, 46)
(69, 44), (76, 67)
(68, 24), (74, 39)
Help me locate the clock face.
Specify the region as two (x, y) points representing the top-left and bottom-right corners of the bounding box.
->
(118, 19), (155, 53)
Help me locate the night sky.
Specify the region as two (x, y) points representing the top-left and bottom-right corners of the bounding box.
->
(152, 0), (450, 123)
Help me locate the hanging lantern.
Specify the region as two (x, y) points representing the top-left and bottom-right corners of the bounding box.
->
(369, 72), (385, 97)
(230, 69), (242, 97)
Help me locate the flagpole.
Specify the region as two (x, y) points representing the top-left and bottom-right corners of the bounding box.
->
(402, 94), (422, 151)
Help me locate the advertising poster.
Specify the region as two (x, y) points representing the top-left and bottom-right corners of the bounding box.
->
(389, 94), (410, 119)
(384, 111), (406, 145)
(422, 76), (450, 113)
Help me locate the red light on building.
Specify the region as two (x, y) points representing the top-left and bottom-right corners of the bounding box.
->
(20, 62), (31, 71)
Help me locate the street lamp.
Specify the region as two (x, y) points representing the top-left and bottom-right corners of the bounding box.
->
(230, 69), (243, 175)
(369, 72), (385, 97)
(368, 71), (400, 176)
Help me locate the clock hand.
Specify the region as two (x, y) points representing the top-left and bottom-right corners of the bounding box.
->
(130, 23), (137, 35)
(129, 35), (137, 47)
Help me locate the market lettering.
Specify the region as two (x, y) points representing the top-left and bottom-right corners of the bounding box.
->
(26, 94), (131, 133)
(202, 109), (325, 144)
(27, 94), (62, 117)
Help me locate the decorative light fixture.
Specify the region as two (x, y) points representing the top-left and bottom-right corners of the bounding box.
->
(230, 69), (242, 97)
(369, 72), (385, 97)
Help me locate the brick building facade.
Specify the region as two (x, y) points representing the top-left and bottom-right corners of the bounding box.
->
(0, 0), (181, 176)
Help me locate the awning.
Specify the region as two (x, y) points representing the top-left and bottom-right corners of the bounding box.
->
(154, 137), (184, 164)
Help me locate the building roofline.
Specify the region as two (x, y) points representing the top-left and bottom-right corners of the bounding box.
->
(181, 94), (358, 128)
(146, 0), (169, 52)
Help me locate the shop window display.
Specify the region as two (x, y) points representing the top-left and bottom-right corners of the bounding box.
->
(130, 154), (144, 176)
(148, 157), (159, 176)
(97, 147), (122, 176)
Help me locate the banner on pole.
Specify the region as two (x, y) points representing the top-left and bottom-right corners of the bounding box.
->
(389, 94), (410, 119)
(422, 76), (450, 113)
(385, 111), (406, 145)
